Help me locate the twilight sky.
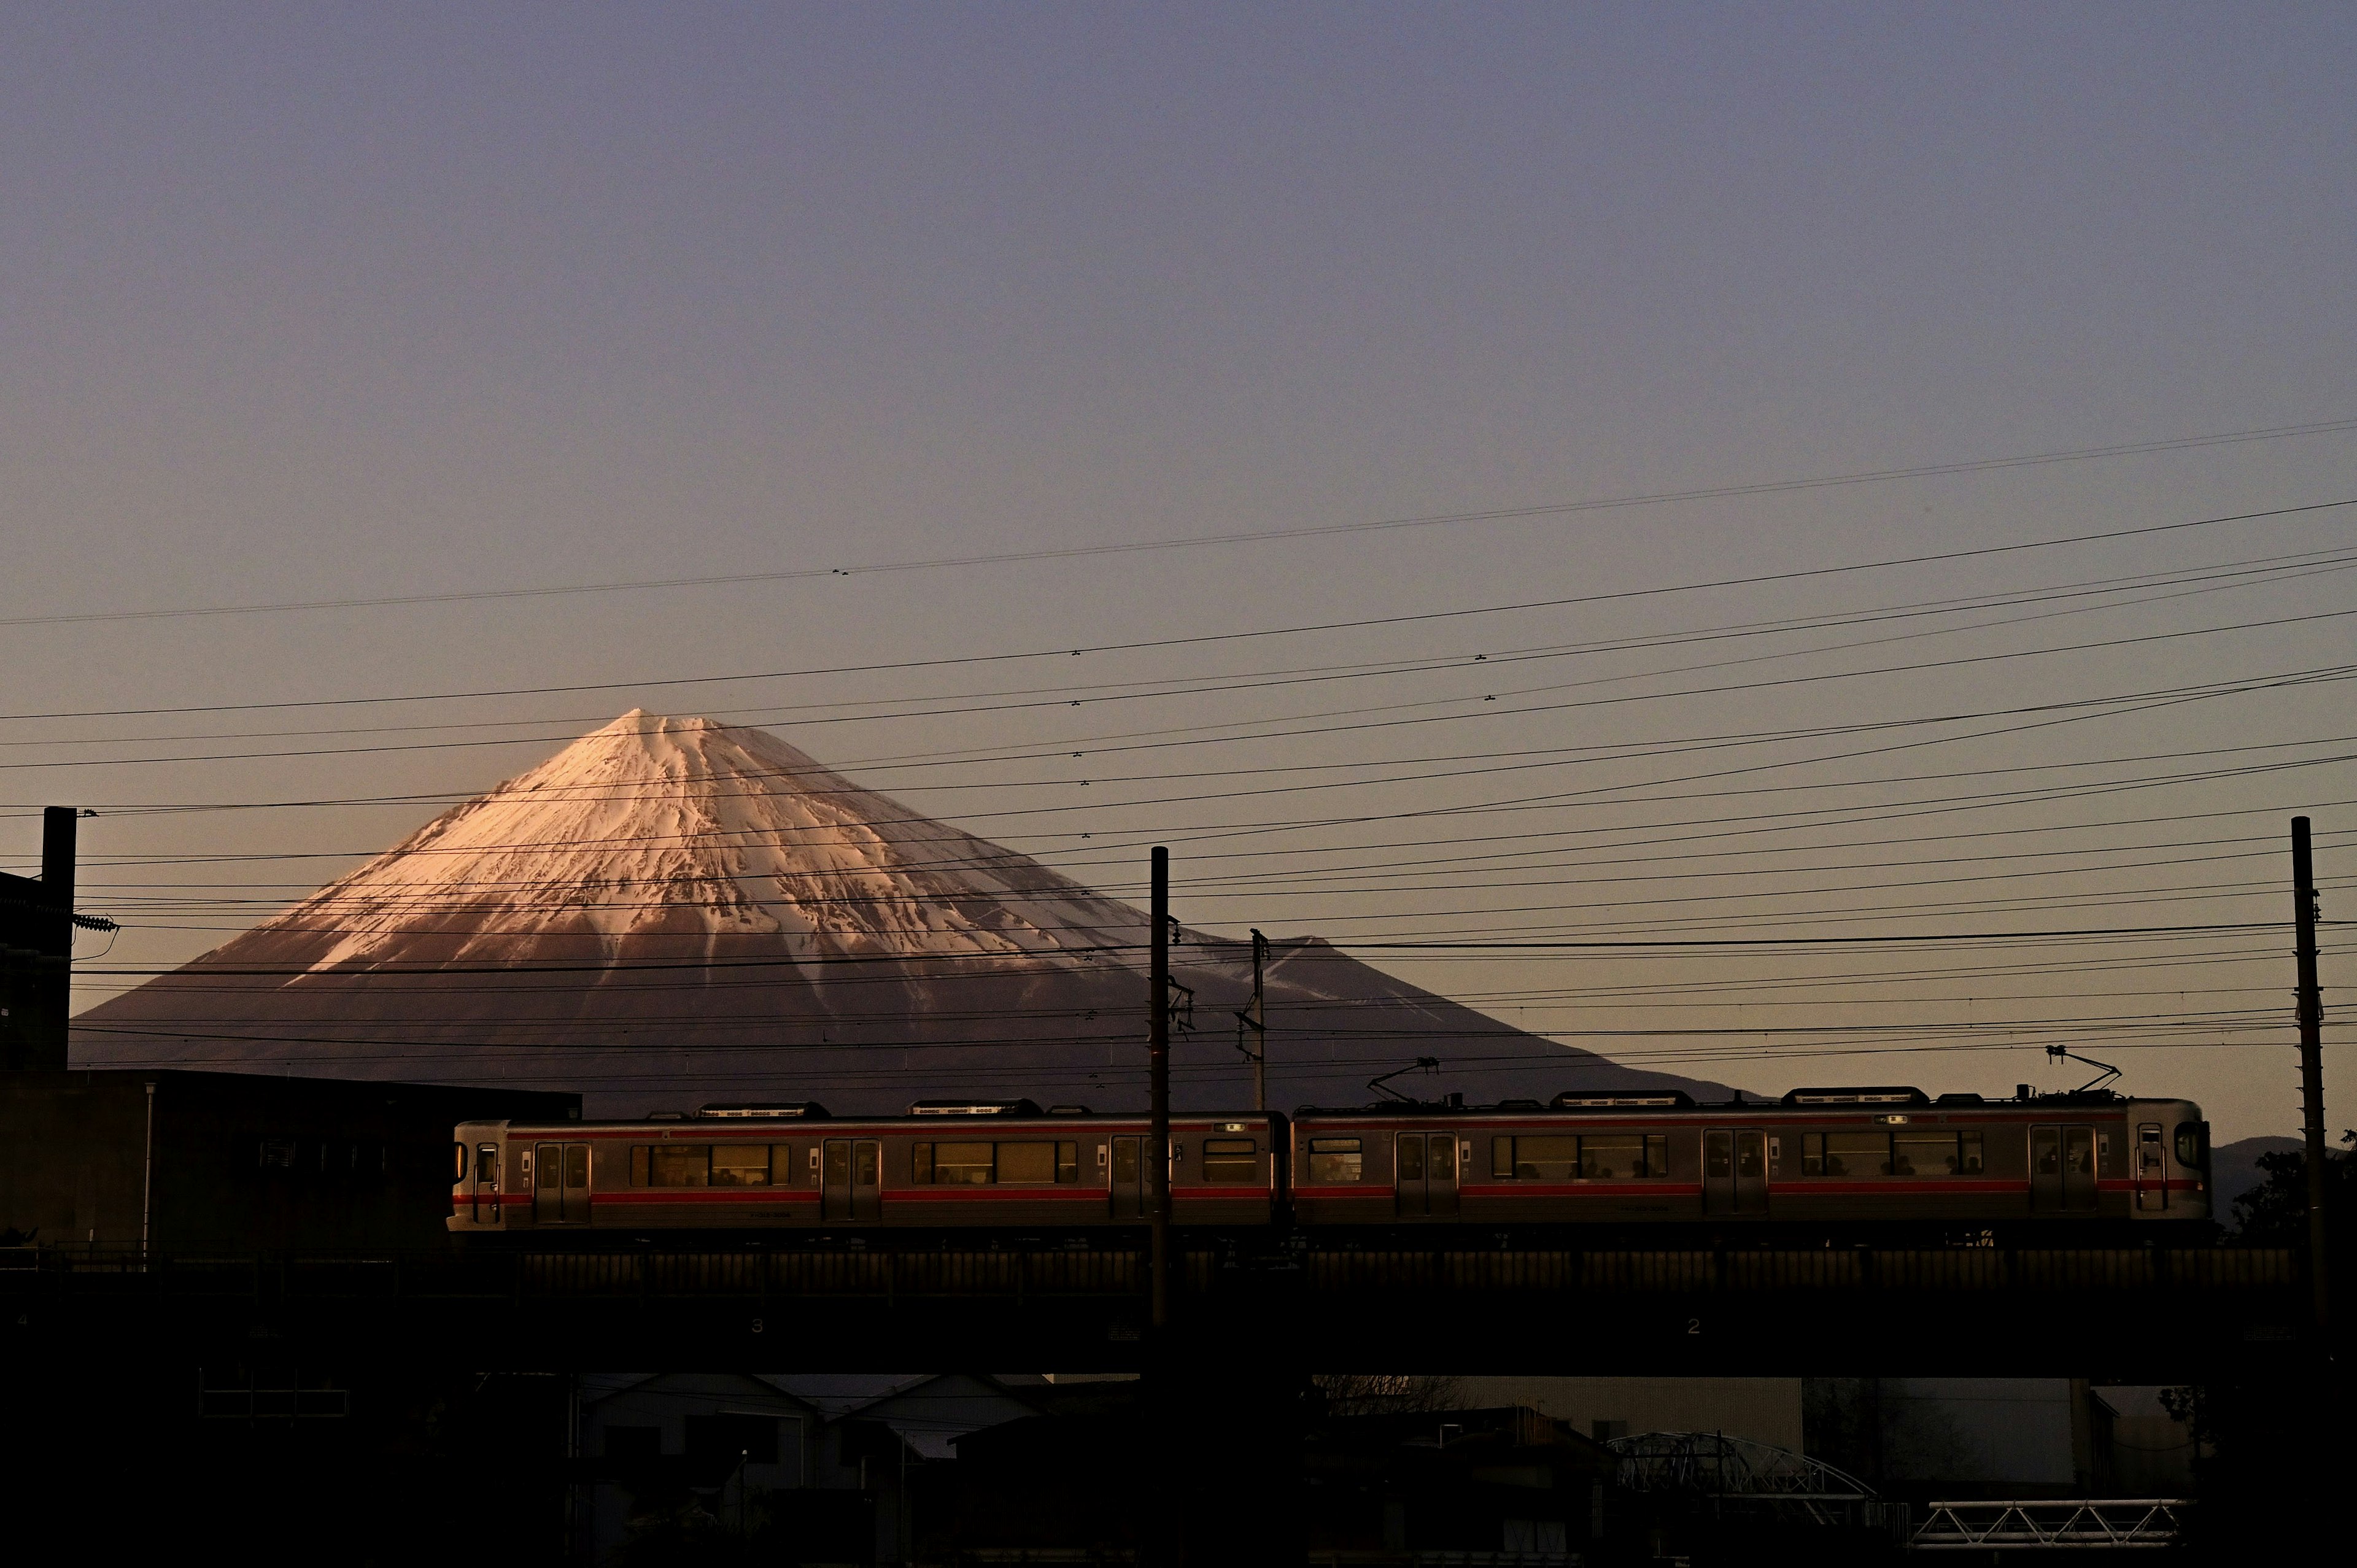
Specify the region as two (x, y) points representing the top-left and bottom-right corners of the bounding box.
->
(4, 5), (2351, 1141)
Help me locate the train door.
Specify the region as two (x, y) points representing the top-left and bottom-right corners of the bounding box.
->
(471, 1142), (500, 1224)
(2064, 1127), (2097, 1211)
(2030, 1126), (2098, 1213)
(822, 1139), (881, 1222)
(533, 1142), (592, 1224)
(1394, 1133), (1458, 1218)
(1703, 1130), (1769, 1216)
(1110, 1137), (1145, 1220)
(2135, 1122), (2167, 1210)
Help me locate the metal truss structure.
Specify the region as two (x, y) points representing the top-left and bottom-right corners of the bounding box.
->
(1602, 1431), (1888, 1528)
(1908, 1499), (2191, 1550)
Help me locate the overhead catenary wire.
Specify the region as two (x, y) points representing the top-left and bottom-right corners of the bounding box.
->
(4, 428), (2349, 634)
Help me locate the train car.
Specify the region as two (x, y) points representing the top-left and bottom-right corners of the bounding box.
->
(1288, 1086), (2212, 1235)
(449, 1099), (1282, 1237)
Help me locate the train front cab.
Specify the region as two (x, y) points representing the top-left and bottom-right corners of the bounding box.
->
(1291, 1089), (2214, 1234)
(2121, 1098), (2210, 1222)
(451, 1120), (512, 1231)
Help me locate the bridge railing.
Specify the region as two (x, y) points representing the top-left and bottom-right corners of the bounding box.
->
(1907, 1498), (2191, 1550)
(0, 1242), (2298, 1302)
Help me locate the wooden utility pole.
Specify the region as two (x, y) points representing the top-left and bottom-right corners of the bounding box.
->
(2292, 817), (2329, 1335)
(1149, 846), (1171, 1332)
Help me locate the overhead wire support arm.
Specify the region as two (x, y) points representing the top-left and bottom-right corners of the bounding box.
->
(1368, 1057), (1441, 1104)
(2043, 1044), (2121, 1095)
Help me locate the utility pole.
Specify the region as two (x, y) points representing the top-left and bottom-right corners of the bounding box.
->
(2, 806), (81, 1072)
(1149, 846), (1171, 1332)
(2292, 817), (2329, 1335)
(1237, 929), (1268, 1114)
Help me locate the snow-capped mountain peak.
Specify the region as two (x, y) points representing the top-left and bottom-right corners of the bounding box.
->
(289, 711), (1144, 973)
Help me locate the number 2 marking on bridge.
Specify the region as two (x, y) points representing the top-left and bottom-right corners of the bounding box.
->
(1686, 1318), (1701, 1335)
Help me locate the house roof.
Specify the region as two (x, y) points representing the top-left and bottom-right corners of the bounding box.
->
(578, 1370), (1041, 1460)
(754, 1373), (938, 1418)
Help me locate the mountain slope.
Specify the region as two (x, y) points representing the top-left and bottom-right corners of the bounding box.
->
(74, 712), (1723, 1114)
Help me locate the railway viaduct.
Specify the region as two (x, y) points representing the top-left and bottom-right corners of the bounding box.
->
(2, 1240), (2310, 1376)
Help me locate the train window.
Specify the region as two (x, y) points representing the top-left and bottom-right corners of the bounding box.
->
(997, 1142), (1058, 1184)
(476, 1145), (499, 1186)
(1495, 1134), (1669, 1180)
(910, 1141), (1072, 1185)
(1821, 1131), (1890, 1177)
(1802, 1134), (1824, 1175)
(1580, 1135), (1646, 1180)
(452, 1142), (465, 1183)
(711, 1145), (770, 1186)
(1892, 1132), (1964, 1176)
(1509, 1135), (1580, 1181)
(648, 1145), (712, 1188)
(1960, 1132), (1984, 1174)
(1307, 1138), (1363, 1183)
(772, 1145), (796, 1184)
(2175, 1122), (2205, 1168)
(1202, 1139), (1257, 1183)
(932, 1142), (995, 1185)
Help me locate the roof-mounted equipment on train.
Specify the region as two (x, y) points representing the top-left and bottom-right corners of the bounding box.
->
(1550, 1092), (1696, 1110)
(907, 1098), (1045, 1116)
(1779, 1087), (1930, 1106)
(696, 1102), (830, 1119)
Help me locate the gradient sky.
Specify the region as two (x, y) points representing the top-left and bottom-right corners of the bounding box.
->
(4, 5), (2352, 1141)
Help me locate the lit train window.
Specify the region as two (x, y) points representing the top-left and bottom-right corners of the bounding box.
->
(1510, 1135), (1578, 1180)
(908, 1141), (1081, 1184)
(629, 1145), (713, 1187)
(1201, 1140), (1257, 1183)
(933, 1142), (995, 1184)
(1581, 1136), (1645, 1180)
(2175, 1122), (2205, 1167)
(1892, 1132), (1960, 1176)
(996, 1142), (1057, 1184)
(1307, 1138), (1363, 1183)
(711, 1145), (771, 1186)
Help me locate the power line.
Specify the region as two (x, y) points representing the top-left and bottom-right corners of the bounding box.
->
(12, 541), (2350, 760)
(7, 426), (2351, 633)
(7, 496), (2349, 724)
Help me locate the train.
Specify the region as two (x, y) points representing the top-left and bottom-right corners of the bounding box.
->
(451, 1084), (2213, 1241)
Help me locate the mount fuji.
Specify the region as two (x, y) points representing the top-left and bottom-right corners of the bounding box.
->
(73, 712), (1722, 1115)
